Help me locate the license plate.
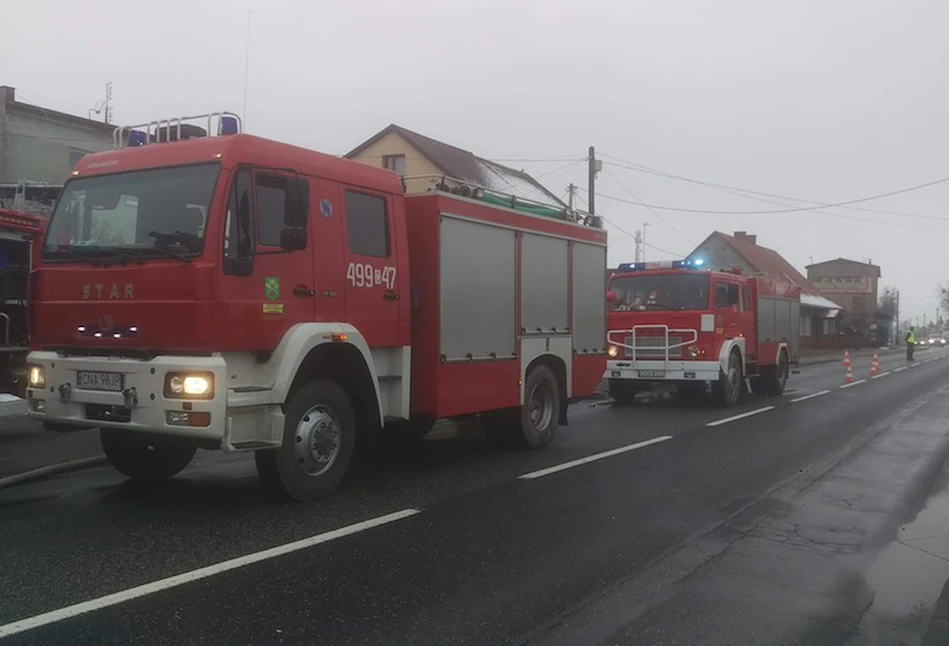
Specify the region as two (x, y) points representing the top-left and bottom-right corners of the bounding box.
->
(77, 371), (123, 392)
(611, 370), (622, 377)
(684, 371), (696, 379)
(637, 370), (666, 378)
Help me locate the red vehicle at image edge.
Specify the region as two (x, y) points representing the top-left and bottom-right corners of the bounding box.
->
(606, 259), (801, 406)
(26, 113), (608, 501)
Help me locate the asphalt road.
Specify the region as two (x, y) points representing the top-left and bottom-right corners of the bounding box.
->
(2, 347), (949, 645)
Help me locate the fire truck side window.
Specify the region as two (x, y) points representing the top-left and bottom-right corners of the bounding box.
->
(715, 282), (740, 309)
(345, 191), (389, 258)
(223, 170), (254, 275)
(741, 285), (752, 311)
(255, 173), (289, 247)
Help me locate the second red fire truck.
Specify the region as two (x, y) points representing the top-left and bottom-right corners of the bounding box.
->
(26, 113), (608, 501)
(606, 259), (800, 406)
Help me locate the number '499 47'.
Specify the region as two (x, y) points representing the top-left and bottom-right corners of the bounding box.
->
(346, 262), (397, 290)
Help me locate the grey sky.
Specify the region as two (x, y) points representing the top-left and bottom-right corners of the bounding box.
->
(4, 0), (947, 323)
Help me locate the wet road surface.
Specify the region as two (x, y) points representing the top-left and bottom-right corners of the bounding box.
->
(2, 349), (949, 644)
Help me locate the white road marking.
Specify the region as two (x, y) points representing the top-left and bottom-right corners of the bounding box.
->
(790, 389), (831, 403)
(894, 367), (908, 372)
(910, 362), (921, 368)
(706, 406), (775, 427)
(0, 509), (421, 639)
(840, 379), (866, 389)
(871, 371), (891, 379)
(519, 436), (673, 480)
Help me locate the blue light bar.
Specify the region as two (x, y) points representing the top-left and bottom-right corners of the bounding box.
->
(127, 130), (148, 147)
(617, 258), (707, 272)
(219, 116), (239, 135)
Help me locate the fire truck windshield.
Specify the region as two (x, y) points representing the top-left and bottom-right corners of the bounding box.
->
(42, 163), (219, 261)
(610, 273), (710, 312)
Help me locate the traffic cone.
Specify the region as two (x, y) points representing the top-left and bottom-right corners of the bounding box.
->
(870, 350), (880, 377)
(843, 349), (853, 383)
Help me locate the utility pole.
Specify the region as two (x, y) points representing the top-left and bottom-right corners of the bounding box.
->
(642, 222), (650, 262)
(633, 230), (643, 262)
(587, 146), (599, 215)
(895, 289), (900, 344)
(104, 81), (112, 124)
(567, 183), (576, 210)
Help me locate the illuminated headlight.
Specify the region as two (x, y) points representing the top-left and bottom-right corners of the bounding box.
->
(28, 365), (45, 388)
(607, 345), (619, 358)
(164, 372), (214, 399)
(687, 345), (701, 358)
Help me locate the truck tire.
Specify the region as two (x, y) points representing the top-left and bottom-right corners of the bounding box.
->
(100, 430), (197, 483)
(257, 379), (356, 502)
(764, 352), (789, 396)
(608, 379), (640, 405)
(515, 365), (561, 449)
(714, 351), (743, 407)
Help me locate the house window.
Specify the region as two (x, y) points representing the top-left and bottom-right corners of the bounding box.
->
(69, 149), (88, 169)
(345, 191), (389, 257)
(801, 315), (813, 337)
(822, 318), (836, 335)
(382, 154), (406, 177)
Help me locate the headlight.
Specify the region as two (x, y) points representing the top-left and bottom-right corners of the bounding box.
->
(28, 365), (45, 388)
(607, 345), (618, 358)
(688, 345), (700, 358)
(164, 372), (214, 399)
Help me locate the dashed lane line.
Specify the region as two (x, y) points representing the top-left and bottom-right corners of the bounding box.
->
(706, 406), (775, 428)
(519, 435), (673, 480)
(0, 509), (422, 639)
(790, 390), (831, 403)
(840, 379), (867, 389)
(871, 371), (891, 379)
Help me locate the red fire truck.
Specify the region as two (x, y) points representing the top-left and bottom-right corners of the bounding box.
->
(606, 259), (800, 406)
(25, 113), (608, 500)
(0, 208), (46, 396)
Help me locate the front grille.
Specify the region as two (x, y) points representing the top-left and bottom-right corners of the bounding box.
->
(625, 335), (685, 359)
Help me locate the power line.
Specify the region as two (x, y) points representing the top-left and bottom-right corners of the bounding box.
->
(600, 153), (949, 222)
(599, 214), (685, 257)
(601, 168), (696, 246)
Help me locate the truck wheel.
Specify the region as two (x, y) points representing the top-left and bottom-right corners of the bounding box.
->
(100, 429), (197, 483)
(764, 353), (789, 396)
(263, 379), (356, 502)
(516, 365), (560, 449)
(608, 379), (640, 405)
(715, 352), (743, 407)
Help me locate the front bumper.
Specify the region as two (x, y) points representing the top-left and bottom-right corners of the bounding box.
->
(606, 359), (722, 382)
(26, 351), (228, 441)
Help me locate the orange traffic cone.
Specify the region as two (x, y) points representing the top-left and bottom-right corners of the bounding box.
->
(870, 350), (880, 377)
(843, 349), (853, 383)
(845, 364), (854, 383)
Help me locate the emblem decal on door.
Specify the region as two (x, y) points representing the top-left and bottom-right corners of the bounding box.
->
(264, 277), (281, 300)
(320, 198), (333, 218)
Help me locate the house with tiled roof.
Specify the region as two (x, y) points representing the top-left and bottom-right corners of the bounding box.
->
(690, 231), (844, 350)
(344, 124), (566, 208)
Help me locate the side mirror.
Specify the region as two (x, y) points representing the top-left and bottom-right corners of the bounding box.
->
(606, 290), (617, 304)
(284, 178), (309, 228)
(280, 227), (307, 251)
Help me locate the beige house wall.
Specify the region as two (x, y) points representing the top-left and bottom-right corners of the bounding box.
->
(347, 131), (440, 194)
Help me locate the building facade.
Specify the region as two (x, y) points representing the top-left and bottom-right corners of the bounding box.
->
(690, 231), (845, 350)
(0, 85), (114, 184)
(805, 258), (880, 339)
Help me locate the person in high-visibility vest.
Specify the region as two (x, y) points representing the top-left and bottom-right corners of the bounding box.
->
(906, 327), (916, 361)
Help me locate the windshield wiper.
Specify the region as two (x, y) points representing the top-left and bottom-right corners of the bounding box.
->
(148, 231), (200, 264)
(47, 248), (103, 266)
(103, 248), (146, 265)
(643, 301), (683, 311)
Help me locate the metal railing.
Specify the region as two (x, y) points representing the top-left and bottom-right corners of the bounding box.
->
(113, 111), (242, 149)
(401, 173), (601, 228)
(608, 324), (698, 368)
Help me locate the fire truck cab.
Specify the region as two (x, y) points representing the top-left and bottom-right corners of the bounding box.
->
(606, 259), (800, 406)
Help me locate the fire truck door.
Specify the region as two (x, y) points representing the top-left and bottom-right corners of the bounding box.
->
(338, 187), (401, 348)
(739, 283), (758, 359)
(713, 280), (742, 341)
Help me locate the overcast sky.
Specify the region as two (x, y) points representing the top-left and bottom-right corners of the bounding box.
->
(4, 0), (948, 324)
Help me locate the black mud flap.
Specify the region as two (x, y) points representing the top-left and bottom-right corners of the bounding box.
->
(559, 399), (569, 425)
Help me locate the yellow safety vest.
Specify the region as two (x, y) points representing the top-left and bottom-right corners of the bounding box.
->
(906, 330), (915, 344)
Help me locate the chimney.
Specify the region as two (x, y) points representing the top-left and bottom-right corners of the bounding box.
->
(734, 231), (756, 245)
(0, 86), (15, 106)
